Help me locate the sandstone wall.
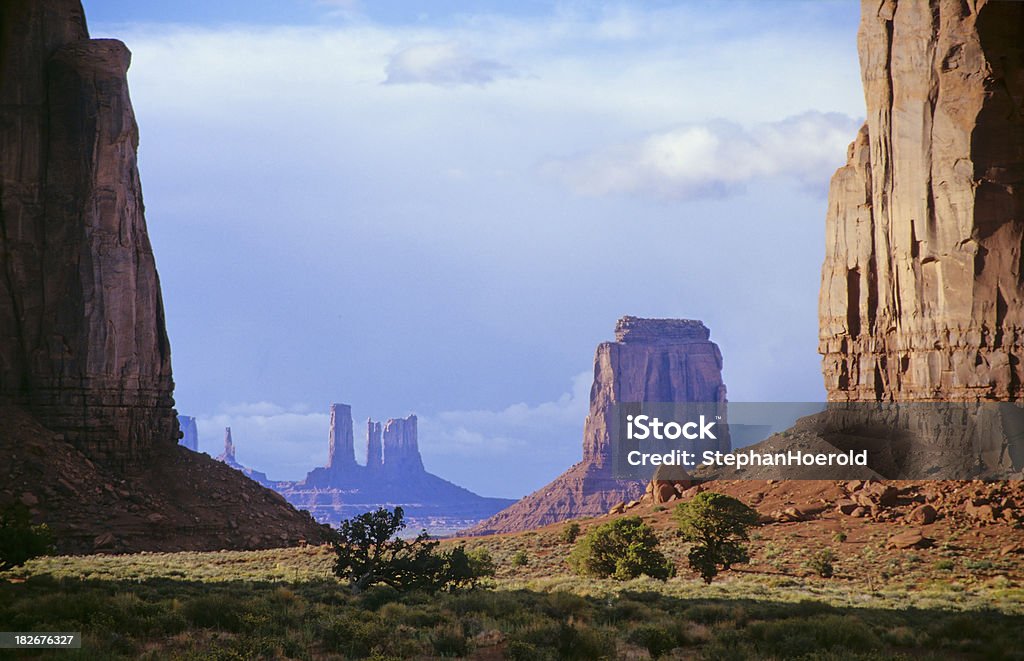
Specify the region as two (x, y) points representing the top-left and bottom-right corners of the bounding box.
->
(0, 0), (178, 464)
(820, 0), (1024, 402)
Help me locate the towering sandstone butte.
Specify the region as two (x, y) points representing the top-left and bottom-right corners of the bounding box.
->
(327, 403), (357, 472)
(0, 0), (178, 465)
(820, 0), (1024, 402)
(0, 0), (328, 552)
(467, 316), (727, 535)
(284, 405), (513, 524)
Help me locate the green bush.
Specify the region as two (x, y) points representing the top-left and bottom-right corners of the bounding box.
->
(567, 517), (674, 581)
(808, 549), (836, 578)
(331, 507), (489, 593)
(0, 504), (53, 572)
(511, 550), (529, 567)
(674, 492), (758, 584)
(626, 624), (678, 657)
(560, 522), (582, 544)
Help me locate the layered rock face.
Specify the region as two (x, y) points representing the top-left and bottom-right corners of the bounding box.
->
(178, 415), (199, 452)
(467, 316), (727, 535)
(820, 0), (1024, 402)
(0, 0), (178, 465)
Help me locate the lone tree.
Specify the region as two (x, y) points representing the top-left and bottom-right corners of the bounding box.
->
(568, 516), (674, 580)
(0, 504), (54, 572)
(331, 507), (492, 593)
(674, 492), (759, 583)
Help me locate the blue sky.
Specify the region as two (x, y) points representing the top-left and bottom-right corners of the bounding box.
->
(82, 1), (864, 498)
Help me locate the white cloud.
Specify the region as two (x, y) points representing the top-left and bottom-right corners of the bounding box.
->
(384, 42), (515, 87)
(543, 112), (861, 199)
(419, 371), (591, 458)
(196, 407), (329, 479)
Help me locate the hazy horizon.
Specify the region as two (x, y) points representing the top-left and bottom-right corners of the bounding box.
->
(84, 0), (863, 498)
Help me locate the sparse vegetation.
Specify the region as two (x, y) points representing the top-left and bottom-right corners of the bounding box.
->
(675, 492), (760, 583)
(330, 507), (490, 593)
(0, 504), (53, 572)
(808, 548), (836, 578)
(559, 521), (581, 544)
(511, 550), (530, 567)
(567, 517), (674, 581)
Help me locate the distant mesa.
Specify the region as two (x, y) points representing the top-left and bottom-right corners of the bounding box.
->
(280, 406), (514, 530)
(199, 403), (515, 532)
(466, 315), (728, 535)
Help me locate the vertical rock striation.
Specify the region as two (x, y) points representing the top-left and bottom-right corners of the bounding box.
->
(467, 316), (727, 535)
(820, 0), (1024, 402)
(0, 0), (178, 465)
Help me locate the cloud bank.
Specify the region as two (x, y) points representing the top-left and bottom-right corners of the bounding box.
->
(544, 112), (861, 199)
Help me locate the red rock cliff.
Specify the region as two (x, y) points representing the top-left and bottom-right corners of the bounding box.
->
(820, 0), (1024, 402)
(0, 0), (178, 464)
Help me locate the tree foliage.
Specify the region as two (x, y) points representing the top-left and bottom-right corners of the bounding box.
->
(567, 516), (674, 581)
(674, 492), (759, 583)
(0, 504), (54, 572)
(330, 507), (493, 593)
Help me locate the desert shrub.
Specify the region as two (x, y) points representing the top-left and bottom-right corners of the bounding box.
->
(626, 623), (679, 657)
(674, 492), (759, 583)
(743, 614), (882, 657)
(511, 550), (529, 567)
(513, 620), (614, 660)
(567, 517), (674, 581)
(934, 559), (955, 571)
(808, 548), (836, 578)
(0, 504), (53, 572)
(833, 532), (848, 543)
(430, 623), (469, 657)
(464, 547), (496, 583)
(560, 522), (582, 544)
(331, 507), (488, 593)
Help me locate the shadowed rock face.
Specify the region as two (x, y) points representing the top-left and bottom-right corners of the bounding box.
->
(466, 316), (727, 535)
(820, 0), (1024, 402)
(0, 0), (177, 466)
(0, 1), (330, 553)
